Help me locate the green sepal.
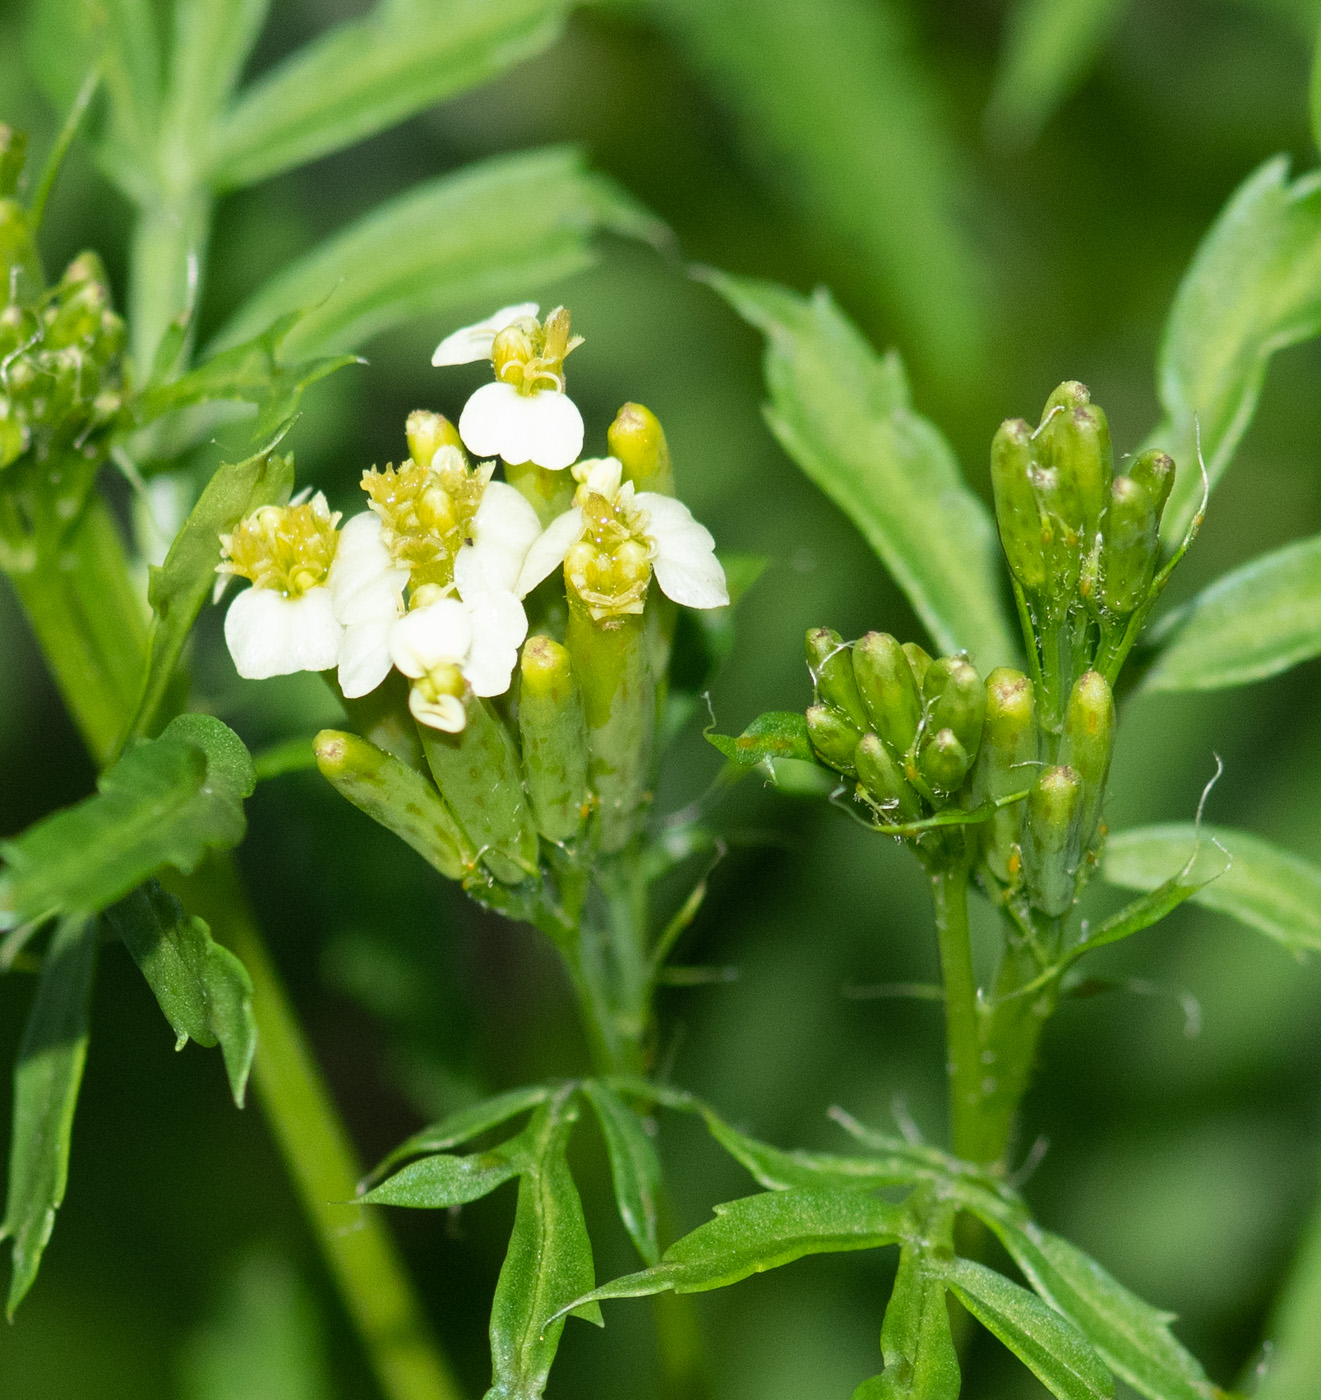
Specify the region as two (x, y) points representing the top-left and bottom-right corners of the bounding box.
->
(1030, 462), (1083, 609)
(518, 636), (589, 844)
(806, 705), (862, 774)
(991, 418), (1047, 594)
(1057, 672), (1114, 850)
(608, 402), (674, 496)
(806, 627), (870, 730)
(856, 733), (922, 821)
(917, 727), (971, 797)
(1128, 449), (1175, 522)
(1100, 476), (1159, 616)
(1043, 400), (1112, 543)
(852, 631), (922, 757)
(923, 656), (985, 759)
(973, 668), (1036, 883)
(1022, 765), (1084, 917)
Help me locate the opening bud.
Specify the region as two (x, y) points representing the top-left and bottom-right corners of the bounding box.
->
(519, 636), (590, 843)
(1058, 670), (1114, 851)
(973, 668), (1036, 883)
(1100, 475), (1158, 615)
(991, 418), (1047, 594)
(852, 631), (922, 758)
(608, 402), (674, 495)
(855, 732), (922, 822)
(807, 704), (861, 775)
(406, 410), (462, 469)
(1022, 764), (1083, 917)
(805, 628), (869, 731)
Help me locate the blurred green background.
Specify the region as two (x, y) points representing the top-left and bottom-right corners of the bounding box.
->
(3, 0), (1321, 1396)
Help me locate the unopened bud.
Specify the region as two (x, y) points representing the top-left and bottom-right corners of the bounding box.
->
(406, 409), (462, 468)
(1058, 670), (1113, 850)
(608, 402), (673, 495)
(1022, 765), (1083, 917)
(1128, 448), (1175, 522)
(46, 280), (107, 349)
(1030, 463), (1083, 606)
(901, 642), (933, 689)
(805, 628), (869, 730)
(973, 668), (1036, 883)
(923, 656), (985, 760)
(855, 732), (922, 821)
(60, 251), (108, 291)
(1039, 380), (1090, 422)
(807, 704), (861, 774)
(918, 726), (972, 796)
(852, 631), (921, 757)
(1048, 404), (1112, 542)
(991, 418), (1047, 593)
(519, 637), (590, 843)
(1101, 475), (1158, 615)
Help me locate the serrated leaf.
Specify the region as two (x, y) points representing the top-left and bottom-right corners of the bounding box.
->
(102, 881), (256, 1107)
(1144, 158), (1321, 541)
(125, 442), (294, 745)
(360, 1147), (524, 1209)
(583, 1081), (663, 1266)
(1, 916), (97, 1317)
(208, 0), (570, 189)
(1144, 532), (1321, 691)
(1103, 824), (1321, 954)
(485, 1089), (600, 1400)
(707, 272), (1015, 669)
(366, 1084), (552, 1186)
(0, 715), (255, 933)
(213, 147), (664, 359)
(960, 1187), (1217, 1400)
(943, 1256), (1114, 1400)
(706, 711), (815, 769)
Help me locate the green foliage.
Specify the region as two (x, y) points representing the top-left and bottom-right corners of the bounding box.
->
(706, 710), (814, 770)
(1144, 532), (1321, 690)
(583, 1080), (663, 1266)
(102, 881), (256, 1107)
(0, 715), (254, 935)
(1104, 824), (1321, 954)
(361, 1145), (524, 1209)
(708, 272), (1016, 669)
(0, 916), (96, 1318)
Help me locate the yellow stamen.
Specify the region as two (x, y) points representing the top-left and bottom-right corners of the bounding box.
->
(218, 498), (340, 597)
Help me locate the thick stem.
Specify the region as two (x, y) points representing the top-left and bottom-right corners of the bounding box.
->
(931, 863), (985, 1163)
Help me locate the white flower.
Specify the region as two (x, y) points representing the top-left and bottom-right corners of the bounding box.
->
(327, 512), (408, 699)
(224, 587), (342, 679)
(430, 303), (539, 366)
(458, 380), (583, 471)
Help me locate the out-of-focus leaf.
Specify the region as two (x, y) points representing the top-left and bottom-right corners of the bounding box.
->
(0, 916), (96, 1317)
(961, 1187), (1217, 1400)
(485, 1089), (600, 1400)
(560, 1187), (905, 1313)
(213, 147), (665, 358)
(985, 0), (1130, 148)
(656, 0), (985, 384)
(207, 0), (570, 189)
(1104, 824), (1321, 954)
(366, 1084), (551, 1185)
(360, 1146), (524, 1208)
(706, 711), (815, 769)
(126, 442), (294, 745)
(1144, 533), (1321, 691)
(1254, 1170), (1321, 1400)
(102, 881), (256, 1108)
(162, 0), (270, 159)
(0, 715), (254, 933)
(583, 1081), (663, 1266)
(1144, 158), (1321, 541)
(708, 273), (1015, 669)
(942, 1257), (1114, 1400)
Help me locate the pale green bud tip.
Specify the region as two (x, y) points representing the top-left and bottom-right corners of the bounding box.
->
(853, 631), (921, 755)
(985, 667), (1033, 729)
(608, 402), (673, 493)
(807, 704), (860, 774)
(520, 634), (573, 699)
(1066, 670), (1113, 738)
(313, 730), (352, 775)
(1031, 765), (1082, 831)
(856, 732), (921, 820)
(406, 409), (462, 468)
(1129, 449), (1175, 520)
(805, 627), (869, 730)
(1040, 381), (1090, 421)
(919, 727), (971, 793)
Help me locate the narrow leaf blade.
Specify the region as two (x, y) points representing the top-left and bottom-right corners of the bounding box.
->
(584, 1081), (663, 1266)
(361, 1149), (523, 1209)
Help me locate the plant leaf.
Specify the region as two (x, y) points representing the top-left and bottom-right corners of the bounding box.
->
(485, 1088), (600, 1400)
(0, 715), (255, 933)
(960, 1187), (1217, 1400)
(583, 1080), (663, 1266)
(125, 442), (294, 745)
(213, 147), (664, 358)
(942, 1256), (1114, 1400)
(360, 1146), (524, 1209)
(207, 0), (570, 189)
(707, 272), (1015, 669)
(1143, 532), (1321, 691)
(102, 880), (257, 1108)
(163, 0), (271, 161)
(1, 916), (97, 1317)
(706, 711), (815, 769)
(1103, 824), (1321, 955)
(1143, 158), (1321, 542)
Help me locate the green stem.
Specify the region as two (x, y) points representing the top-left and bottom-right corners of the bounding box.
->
(931, 862), (985, 1163)
(173, 858), (465, 1400)
(128, 188), (212, 377)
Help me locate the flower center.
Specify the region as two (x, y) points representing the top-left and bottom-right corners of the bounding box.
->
(491, 306), (583, 396)
(565, 475), (655, 621)
(219, 497), (340, 597)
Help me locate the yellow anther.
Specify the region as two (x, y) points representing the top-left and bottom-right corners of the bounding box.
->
(218, 496), (340, 597)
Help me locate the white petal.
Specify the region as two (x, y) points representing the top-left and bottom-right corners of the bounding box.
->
(430, 302), (538, 366)
(459, 381), (525, 461)
(462, 591), (528, 697)
(337, 619), (395, 699)
(390, 598), (472, 678)
(224, 587), (343, 679)
(635, 492), (729, 609)
(522, 390), (583, 470)
(577, 456), (623, 497)
(409, 688), (467, 733)
(328, 512), (407, 626)
(515, 507), (583, 597)
(460, 481), (542, 594)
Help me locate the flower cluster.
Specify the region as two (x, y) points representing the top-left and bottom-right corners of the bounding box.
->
(218, 305), (728, 734)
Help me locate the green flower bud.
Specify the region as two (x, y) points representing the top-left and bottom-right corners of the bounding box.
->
(807, 704), (861, 775)
(0, 125), (26, 200)
(1101, 475), (1158, 615)
(406, 409), (463, 468)
(608, 402), (674, 495)
(314, 729), (471, 881)
(901, 642), (932, 689)
(923, 656), (985, 759)
(991, 418), (1047, 593)
(855, 732), (922, 821)
(973, 667), (1036, 883)
(519, 636), (590, 843)
(0, 197), (41, 304)
(418, 698), (540, 884)
(852, 631), (921, 757)
(46, 279), (108, 349)
(1039, 380), (1090, 422)
(1058, 670), (1114, 850)
(568, 602), (655, 853)
(1128, 448), (1175, 522)
(805, 627), (869, 730)
(918, 726), (972, 796)
(1047, 404), (1112, 542)
(1022, 765), (1083, 917)
(60, 250), (109, 292)
(1030, 463), (1083, 605)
